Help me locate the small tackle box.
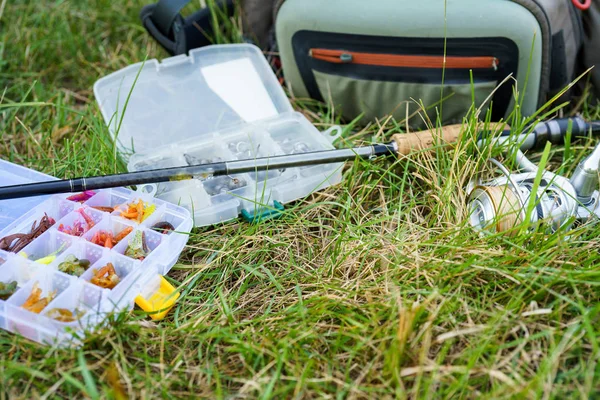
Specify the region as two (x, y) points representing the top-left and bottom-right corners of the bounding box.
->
(0, 159), (193, 346)
(93, 44), (344, 227)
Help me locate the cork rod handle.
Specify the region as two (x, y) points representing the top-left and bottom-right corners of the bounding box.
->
(391, 123), (509, 156)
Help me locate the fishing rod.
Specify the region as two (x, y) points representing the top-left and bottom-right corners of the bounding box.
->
(0, 117), (599, 201)
(0, 123), (489, 200)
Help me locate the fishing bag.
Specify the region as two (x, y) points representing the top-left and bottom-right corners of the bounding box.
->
(275, 0), (597, 126)
(140, 0), (599, 126)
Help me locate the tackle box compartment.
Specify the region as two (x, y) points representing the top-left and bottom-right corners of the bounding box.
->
(93, 44), (344, 227)
(0, 159), (193, 346)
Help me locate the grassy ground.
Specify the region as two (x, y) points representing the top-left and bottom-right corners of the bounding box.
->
(2, 1), (600, 398)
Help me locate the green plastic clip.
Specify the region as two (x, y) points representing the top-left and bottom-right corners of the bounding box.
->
(241, 201), (284, 223)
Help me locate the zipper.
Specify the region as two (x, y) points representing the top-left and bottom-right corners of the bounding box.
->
(310, 48), (499, 71)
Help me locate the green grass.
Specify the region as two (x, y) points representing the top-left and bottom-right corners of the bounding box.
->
(2, 1), (600, 398)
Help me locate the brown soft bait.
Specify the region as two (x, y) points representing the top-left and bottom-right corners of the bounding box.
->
(91, 206), (115, 213)
(0, 214), (55, 253)
(151, 221), (175, 234)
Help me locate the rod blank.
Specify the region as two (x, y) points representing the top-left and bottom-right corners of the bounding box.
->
(2, 119), (595, 202)
(0, 144), (396, 200)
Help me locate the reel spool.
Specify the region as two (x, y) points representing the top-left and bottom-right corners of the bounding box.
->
(467, 158), (578, 235)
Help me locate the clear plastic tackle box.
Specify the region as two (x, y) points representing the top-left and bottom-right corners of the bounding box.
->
(0, 44), (341, 346)
(0, 159), (193, 346)
(93, 44), (344, 227)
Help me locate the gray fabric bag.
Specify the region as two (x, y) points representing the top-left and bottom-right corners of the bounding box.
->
(582, 0), (600, 99)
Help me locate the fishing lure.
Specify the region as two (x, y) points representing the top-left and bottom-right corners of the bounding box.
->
(46, 307), (85, 323)
(91, 206), (115, 213)
(0, 213), (55, 253)
(22, 283), (56, 314)
(119, 200), (155, 223)
(0, 281), (17, 300)
(90, 226), (133, 249)
(22, 242), (68, 265)
(66, 191), (96, 203)
(57, 254), (90, 277)
(151, 221), (175, 234)
(90, 263), (120, 289)
(124, 231), (149, 261)
(58, 208), (95, 237)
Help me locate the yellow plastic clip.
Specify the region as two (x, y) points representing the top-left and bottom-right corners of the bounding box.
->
(134, 276), (180, 321)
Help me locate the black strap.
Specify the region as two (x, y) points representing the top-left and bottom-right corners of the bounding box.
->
(152, 0), (190, 35)
(140, 0), (236, 55)
(549, 31), (569, 92)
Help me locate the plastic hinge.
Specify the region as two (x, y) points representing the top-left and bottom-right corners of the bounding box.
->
(241, 201), (284, 223)
(136, 184), (158, 198)
(322, 126), (343, 144)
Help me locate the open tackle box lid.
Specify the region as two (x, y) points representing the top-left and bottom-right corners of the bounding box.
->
(0, 159), (193, 346)
(93, 44), (344, 227)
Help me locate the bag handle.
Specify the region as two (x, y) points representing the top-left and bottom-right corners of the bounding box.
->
(149, 0), (190, 36)
(140, 0), (235, 55)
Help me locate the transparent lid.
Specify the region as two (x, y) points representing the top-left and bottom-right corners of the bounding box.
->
(0, 160), (57, 232)
(93, 44), (293, 157)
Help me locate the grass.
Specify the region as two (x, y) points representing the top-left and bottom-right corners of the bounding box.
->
(2, 1), (600, 398)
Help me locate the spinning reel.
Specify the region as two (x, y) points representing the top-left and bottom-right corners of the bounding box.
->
(467, 118), (600, 235)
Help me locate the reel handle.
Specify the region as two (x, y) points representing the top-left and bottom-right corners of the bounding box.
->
(392, 122), (510, 156)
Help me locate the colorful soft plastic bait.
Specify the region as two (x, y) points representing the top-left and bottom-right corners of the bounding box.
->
(91, 206), (115, 213)
(90, 226), (133, 249)
(24, 242), (68, 265)
(151, 221), (175, 234)
(57, 254), (90, 277)
(34, 253), (58, 264)
(47, 307), (85, 322)
(66, 191), (96, 203)
(119, 200), (155, 223)
(58, 208), (95, 237)
(22, 283), (56, 314)
(0, 281), (17, 300)
(0, 213), (55, 253)
(124, 231), (149, 261)
(90, 263), (120, 289)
